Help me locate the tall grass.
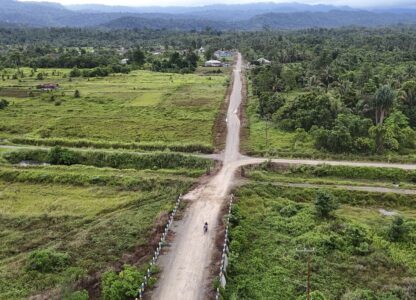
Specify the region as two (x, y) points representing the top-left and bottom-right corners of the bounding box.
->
(4, 147), (212, 170)
(10, 137), (214, 154)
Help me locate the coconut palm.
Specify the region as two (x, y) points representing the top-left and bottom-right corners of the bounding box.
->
(373, 85), (395, 125)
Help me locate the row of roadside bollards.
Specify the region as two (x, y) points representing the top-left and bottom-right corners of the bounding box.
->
(215, 193), (234, 300)
(135, 194), (183, 300)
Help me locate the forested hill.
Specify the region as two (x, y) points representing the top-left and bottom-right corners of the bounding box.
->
(0, 0), (416, 29)
(246, 10), (416, 29)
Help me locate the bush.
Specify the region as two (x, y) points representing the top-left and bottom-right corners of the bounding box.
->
(26, 249), (69, 273)
(63, 290), (89, 300)
(101, 265), (143, 300)
(341, 289), (377, 300)
(388, 216), (408, 242)
(314, 190), (339, 218)
(0, 99), (9, 109)
(48, 146), (79, 165)
(297, 291), (327, 300)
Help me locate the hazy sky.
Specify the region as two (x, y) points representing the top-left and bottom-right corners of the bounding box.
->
(22, 0), (416, 8)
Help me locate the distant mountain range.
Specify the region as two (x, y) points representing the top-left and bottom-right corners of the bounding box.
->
(1, 0), (416, 29)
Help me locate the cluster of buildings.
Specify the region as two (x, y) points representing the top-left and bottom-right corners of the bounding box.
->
(203, 49), (234, 67)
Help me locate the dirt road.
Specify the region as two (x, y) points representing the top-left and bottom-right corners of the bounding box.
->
(150, 54), (244, 300)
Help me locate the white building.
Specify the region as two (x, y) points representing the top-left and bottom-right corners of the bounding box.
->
(205, 60), (223, 67)
(257, 58), (271, 65)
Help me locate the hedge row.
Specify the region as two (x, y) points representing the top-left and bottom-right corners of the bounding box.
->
(9, 137), (214, 154)
(261, 164), (416, 183)
(4, 147), (212, 170)
(247, 149), (416, 164)
(0, 168), (192, 191)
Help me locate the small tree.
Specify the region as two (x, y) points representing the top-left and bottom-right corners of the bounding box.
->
(388, 216), (407, 242)
(74, 90), (81, 98)
(0, 99), (9, 109)
(36, 72), (44, 80)
(315, 190), (339, 218)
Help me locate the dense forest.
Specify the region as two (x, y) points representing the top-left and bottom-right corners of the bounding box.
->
(241, 27), (416, 156)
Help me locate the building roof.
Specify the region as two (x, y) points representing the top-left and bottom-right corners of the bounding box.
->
(206, 60), (222, 64)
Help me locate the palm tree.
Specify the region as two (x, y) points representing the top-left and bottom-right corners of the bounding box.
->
(399, 81), (416, 106)
(373, 85), (395, 125)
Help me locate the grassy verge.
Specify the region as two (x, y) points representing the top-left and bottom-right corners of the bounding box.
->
(224, 177), (416, 299)
(245, 164), (416, 189)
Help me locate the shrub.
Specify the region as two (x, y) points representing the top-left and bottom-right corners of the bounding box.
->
(63, 290), (89, 300)
(47, 146), (79, 165)
(101, 265), (143, 300)
(388, 216), (408, 242)
(314, 190), (339, 218)
(0, 99), (9, 109)
(297, 291), (327, 300)
(26, 249), (69, 273)
(341, 289), (377, 300)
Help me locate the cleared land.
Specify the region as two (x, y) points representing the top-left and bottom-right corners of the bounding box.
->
(0, 68), (228, 150)
(223, 167), (416, 299)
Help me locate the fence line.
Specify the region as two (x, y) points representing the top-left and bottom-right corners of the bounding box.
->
(135, 193), (183, 300)
(215, 193), (234, 300)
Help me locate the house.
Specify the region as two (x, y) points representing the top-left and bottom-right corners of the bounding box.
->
(214, 50), (233, 59)
(257, 58), (271, 65)
(205, 60), (223, 67)
(198, 47), (205, 54)
(120, 58), (129, 65)
(36, 83), (59, 91)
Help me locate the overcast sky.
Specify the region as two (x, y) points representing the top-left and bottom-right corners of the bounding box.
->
(22, 0), (416, 8)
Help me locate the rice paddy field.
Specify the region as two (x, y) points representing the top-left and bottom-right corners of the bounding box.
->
(223, 166), (416, 300)
(0, 68), (228, 149)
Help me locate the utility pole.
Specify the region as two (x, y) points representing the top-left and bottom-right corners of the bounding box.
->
(296, 247), (315, 300)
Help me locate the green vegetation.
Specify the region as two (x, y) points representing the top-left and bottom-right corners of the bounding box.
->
(0, 160), (200, 299)
(0, 68), (227, 151)
(246, 164), (416, 189)
(224, 181), (416, 299)
(4, 147), (212, 170)
(242, 27), (416, 162)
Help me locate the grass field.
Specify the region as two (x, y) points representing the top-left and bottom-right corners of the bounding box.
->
(0, 68), (228, 150)
(0, 161), (204, 299)
(223, 170), (416, 300)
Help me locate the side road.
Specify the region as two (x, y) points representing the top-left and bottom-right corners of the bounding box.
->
(2, 144), (416, 170)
